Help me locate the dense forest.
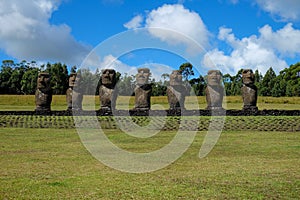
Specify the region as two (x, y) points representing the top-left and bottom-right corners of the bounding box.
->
(0, 60), (299, 97)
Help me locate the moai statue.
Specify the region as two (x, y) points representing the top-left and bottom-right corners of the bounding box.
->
(167, 70), (189, 110)
(99, 69), (118, 111)
(241, 69), (258, 111)
(134, 68), (152, 111)
(66, 73), (83, 111)
(205, 70), (224, 110)
(35, 72), (52, 112)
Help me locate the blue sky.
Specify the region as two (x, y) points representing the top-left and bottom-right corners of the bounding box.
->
(0, 0), (300, 79)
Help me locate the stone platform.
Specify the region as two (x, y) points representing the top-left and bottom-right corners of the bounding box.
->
(0, 109), (299, 116)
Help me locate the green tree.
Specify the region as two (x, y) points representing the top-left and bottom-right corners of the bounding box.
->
(253, 69), (263, 94)
(94, 68), (101, 96)
(21, 67), (39, 94)
(70, 66), (77, 73)
(0, 64), (13, 94)
(271, 70), (287, 97)
(8, 60), (31, 94)
(2, 60), (14, 67)
(179, 63), (194, 81)
(117, 73), (135, 96)
(260, 67), (277, 96)
(151, 79), (166, 96)
(78, 68), (99, 95)
(9, 67), (24, 94)
(189, 75), (206, 96)
(227, 69), (243, 96)
(45, 62), (69, 94)
(223, 73), (233, 96)
(282, 62), (300, 96)
(0, 60), (41, 94)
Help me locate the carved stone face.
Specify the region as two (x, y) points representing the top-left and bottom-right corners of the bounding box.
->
(101, 69), (116, 86)
(136, 68), (150, 85)
(37, 72), (51, 89)
(207, 70), (222, 86)
(170, 70), (183, 86)
(242, 69), (254, 85)
(69, 73), (81, 87)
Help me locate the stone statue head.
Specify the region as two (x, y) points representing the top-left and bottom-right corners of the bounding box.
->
(69, 73), (81, 87)
(37, 72), (51, 90)
(170, 70), (183, 86)
(101, 69), (116, 87)
(136, 68), (151, 85)
(207, 70), (222, 86)
(242, 69), (254, 85)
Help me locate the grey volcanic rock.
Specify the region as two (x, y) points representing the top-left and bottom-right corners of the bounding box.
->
(35, 72), (52, 112)
(167, 70), (189, 110)
(205, 70), (224, 110)
(241, 69), (258, 111)
(66, 73), (83, 111)
(99, 69), (118, 111)
(134, 68), (151, 111)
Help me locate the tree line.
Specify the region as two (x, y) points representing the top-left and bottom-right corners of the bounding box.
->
(221, 63), (300, 97)
(0, 60), (299, 97)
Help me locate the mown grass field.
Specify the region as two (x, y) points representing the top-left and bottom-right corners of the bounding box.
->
(0, 128), (299, 199)
(0, 95), (299, 199)
(0, 95), (300, 111)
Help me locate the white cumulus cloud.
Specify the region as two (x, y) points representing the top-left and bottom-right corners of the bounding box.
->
(124, 4), (210, 52)
(124, 15), (143, 29)
(203, 24), (298, 75)
(0, 0), (91, 66)
(255, 0), (300, 21)
(259, 23), (300, 56)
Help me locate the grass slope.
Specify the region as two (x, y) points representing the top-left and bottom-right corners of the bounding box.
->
(1, 115), (299, 132)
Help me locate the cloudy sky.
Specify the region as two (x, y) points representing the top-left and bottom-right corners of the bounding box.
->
(0, 0), (299, 77)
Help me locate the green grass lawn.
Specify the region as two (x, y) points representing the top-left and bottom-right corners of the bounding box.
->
(0, 95), (299, 110)
(0, 128), (299, 199)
